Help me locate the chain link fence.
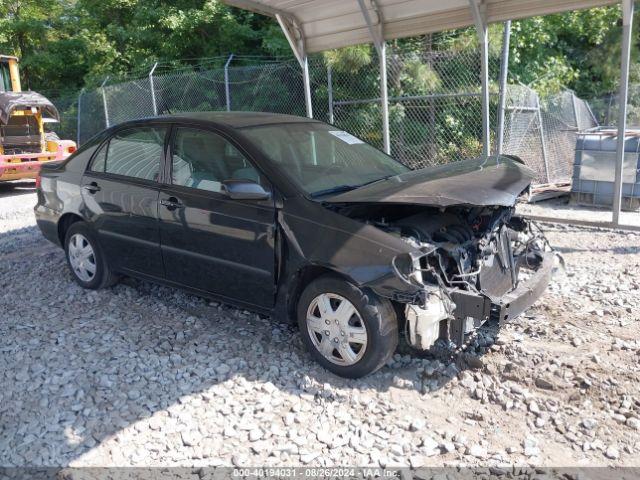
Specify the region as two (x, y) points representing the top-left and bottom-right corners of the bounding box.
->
(68, 48), (502, 170)
(328, 49), (500, 168)
(38, 90), (79, 144)
(43, 46), (602, 188)
(587, 84), (640, 127)
(502, 85), (598, 185)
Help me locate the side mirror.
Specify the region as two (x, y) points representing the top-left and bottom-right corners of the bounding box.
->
(221, 179), (271, 201)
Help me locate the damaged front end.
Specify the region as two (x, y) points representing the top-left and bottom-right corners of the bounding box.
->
(338, 203), (559, 350)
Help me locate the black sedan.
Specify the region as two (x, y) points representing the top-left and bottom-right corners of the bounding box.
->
(35, 112), (557, 378)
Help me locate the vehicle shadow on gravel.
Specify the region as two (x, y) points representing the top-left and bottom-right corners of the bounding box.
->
(0, 229), (495, 466)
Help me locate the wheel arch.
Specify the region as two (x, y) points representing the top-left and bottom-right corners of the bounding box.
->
(285, 264), (355, 324)
(57, 212), (85, 246)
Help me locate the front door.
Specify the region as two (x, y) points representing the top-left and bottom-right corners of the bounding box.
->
(82, 125), (167, 278)
(158, 126), (276, 308)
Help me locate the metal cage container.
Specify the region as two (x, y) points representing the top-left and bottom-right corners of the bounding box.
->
(571, 128), (640, 211)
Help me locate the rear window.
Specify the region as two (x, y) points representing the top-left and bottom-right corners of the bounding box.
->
(90, 127), (166, 181)
(0, 115), (39, 137)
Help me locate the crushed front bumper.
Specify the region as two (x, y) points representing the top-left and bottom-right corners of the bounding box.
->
(447, 251), (556, 346)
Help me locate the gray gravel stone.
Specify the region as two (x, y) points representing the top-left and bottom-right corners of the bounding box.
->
(605, 446), (620, 460)
(626, 417), (640, 430)
(1, 190), (638, 467)
(468, 444), (487, 458)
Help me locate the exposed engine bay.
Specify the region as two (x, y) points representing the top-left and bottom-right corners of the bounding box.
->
(333, 202), (557, 351)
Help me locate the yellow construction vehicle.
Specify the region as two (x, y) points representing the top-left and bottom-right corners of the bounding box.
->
(0, 55), (76, 182)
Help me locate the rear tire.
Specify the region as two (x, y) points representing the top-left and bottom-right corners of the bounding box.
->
(297, 275), (398, 378)
(64, 222), (118, 289)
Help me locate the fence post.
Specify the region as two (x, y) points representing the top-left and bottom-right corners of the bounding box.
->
(224, 54), (234, 112)
(101, 76), (110, 128)
(606, 93), (613, 125)
(582, 102), (598, 126)
(496, 21), (511, 155)
(76, 88), (84, 146)
(570, 90), (580, 130)
(327, 64), (334, 124)
(149, 62), (158, 116)
(535, 93), (551, 183)
(585, 100), (598, 127)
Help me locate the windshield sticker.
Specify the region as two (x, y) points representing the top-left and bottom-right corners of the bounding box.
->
(328, 130), (364, 145)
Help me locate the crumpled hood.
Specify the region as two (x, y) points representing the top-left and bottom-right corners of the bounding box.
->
(0, 91), (60, 124)
(326, 155), (535, 207)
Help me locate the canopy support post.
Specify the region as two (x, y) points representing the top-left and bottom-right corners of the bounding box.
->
(276, 13), (313, 118)
(357, 0), (390, 154)
(469, 0), (490, 158)
(496, 21), (511, 155)
(536, 93), (551, 183)
(302, 56), (313, 118)
(379, 42), (390, 154)
(613, 0), (634, 226)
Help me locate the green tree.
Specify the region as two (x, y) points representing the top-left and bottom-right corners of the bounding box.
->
(0, 0), (286, 93)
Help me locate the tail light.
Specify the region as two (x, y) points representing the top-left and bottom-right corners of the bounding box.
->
(35, 172), (42, 189)
(68, 146), (77, 154)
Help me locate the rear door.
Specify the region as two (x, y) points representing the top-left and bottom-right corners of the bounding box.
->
(82, 125), (167, 277)
(158, 125), (276, 308)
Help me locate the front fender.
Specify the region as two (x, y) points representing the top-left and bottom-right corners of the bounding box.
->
(279, 197), (423, 299)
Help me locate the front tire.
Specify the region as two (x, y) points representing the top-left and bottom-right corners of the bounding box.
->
(297, 275), (398, 378)
(64, 222), (118, 289)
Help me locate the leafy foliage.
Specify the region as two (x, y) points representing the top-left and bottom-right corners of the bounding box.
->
(0, 0), (289, 93)
(0, 1), (635, 100)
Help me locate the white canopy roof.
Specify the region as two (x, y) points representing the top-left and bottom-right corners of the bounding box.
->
(224, 0), (619, 53)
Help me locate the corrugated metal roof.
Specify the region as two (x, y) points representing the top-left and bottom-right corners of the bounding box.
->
(224, 0), (620, 53)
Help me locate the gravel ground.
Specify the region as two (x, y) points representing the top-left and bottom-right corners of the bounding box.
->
(1, 180), (639, 468)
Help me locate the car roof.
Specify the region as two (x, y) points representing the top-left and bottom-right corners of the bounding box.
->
(158, 111), (321, 129)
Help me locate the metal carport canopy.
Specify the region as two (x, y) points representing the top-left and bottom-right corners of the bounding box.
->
(224, 0), (633, 230)
(224, 0), (621, 151)
(224, 0), (617, 53)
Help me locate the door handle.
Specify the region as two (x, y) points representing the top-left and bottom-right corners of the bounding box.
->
(82, 182), (101, 194)
(160, 197), (183, 210)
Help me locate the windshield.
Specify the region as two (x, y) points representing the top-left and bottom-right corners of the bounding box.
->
(240, 122), (410, 197)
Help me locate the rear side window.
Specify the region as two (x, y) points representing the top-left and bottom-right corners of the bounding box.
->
(90, 127), (166, 181)
(90, 144), (107, 172)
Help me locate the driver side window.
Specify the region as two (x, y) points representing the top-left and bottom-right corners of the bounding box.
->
(171, 127), (260, 193)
